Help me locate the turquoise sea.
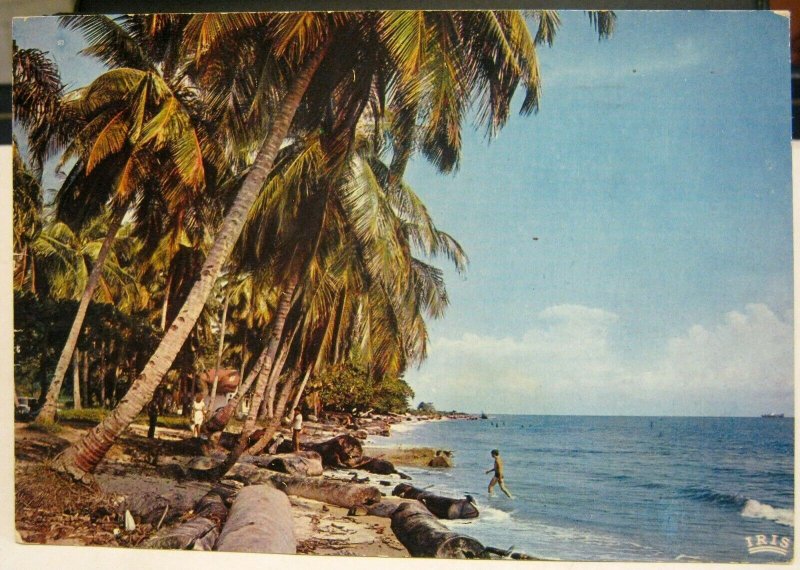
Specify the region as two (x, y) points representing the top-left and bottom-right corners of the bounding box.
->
(370, 415), (794, 562)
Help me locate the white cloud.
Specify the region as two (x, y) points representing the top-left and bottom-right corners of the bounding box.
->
(642, 303), (793, 416)
(407, 303), (793, 416)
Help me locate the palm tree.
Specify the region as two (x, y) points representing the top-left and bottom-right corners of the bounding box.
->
(54, 10), (588, 481)
(235, 126), (467, 457)
(12, 143), (44, 293)
(12, 45), (78, 172)
(33, 14), (218, 423)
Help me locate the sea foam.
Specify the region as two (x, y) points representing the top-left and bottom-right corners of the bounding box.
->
(477, 506), (512, 522)
(741, 499), (794, 527)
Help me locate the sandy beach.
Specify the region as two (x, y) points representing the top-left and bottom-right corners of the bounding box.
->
(14, 411), (470, 557)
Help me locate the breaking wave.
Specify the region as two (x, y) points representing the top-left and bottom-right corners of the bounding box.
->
(741, 499), (794, 527)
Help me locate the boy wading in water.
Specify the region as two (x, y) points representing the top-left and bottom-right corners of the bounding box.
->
(486, 449), (514, 498)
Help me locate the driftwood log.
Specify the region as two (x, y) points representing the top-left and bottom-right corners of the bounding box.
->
(356, 456), (410, 479)
(227, 463), (382, 508)
(260, 452), (323, 477)
(215, 485), (296, 554)
(366, 501), (403, 518)
(141, 490), (228, 550)
(392, 483), (479, 519)
(194, 491), (228, 527)
(390, 501), (484, 558)
(310, 434), (364, 468)
(142, 517), (218, 550)
(117, 488), (201, 527)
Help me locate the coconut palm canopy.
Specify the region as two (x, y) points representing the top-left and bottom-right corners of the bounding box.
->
(12, 10), (615, 481)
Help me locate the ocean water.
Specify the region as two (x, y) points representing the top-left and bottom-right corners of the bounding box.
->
(371, 415), (794, 562)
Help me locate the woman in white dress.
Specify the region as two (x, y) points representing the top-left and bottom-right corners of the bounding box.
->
(191, 393), (207, 438)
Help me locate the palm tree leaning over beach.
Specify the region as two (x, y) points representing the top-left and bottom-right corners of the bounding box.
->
(53, 10), (611, 482)
(242, 132), (467, 458)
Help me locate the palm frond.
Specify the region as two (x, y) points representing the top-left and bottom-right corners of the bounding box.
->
(60, 15), (156, 71)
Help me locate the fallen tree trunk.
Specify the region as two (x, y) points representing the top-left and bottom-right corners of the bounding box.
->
(141, 490), (228, 550)
(392, 483), (479, 520)
(390, 501), (485, 558)
(356, 456), (411, 479)
(117, 489), (199, 527)
(194, 491), (228, 527)
(310, 434), (364, 468)
(236, 451), (323, 477)
(227, 463), (381, 508)
(367, 501), (402, 518)
(214, 484), (296, 554)
(264, 452), (324, 477)
(142, 517), (218, 550)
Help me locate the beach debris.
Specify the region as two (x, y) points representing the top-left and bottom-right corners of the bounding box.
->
(350, 473), (370, 484)
(187, 455), (221, 472)
(141, 517), (217, 550)
(155, 504), (169, 530)
(347, 506), (368, 516)
(392, 483), (479, 520)
(243, 451), (324, 477)
(227, 463), (382, 508)
(215, 484), (296, 554)
(427, 450), (454, 468)
(481, 545), (539, 560)
(310, 434), (365, 468)
(390, 501), (484, 558)
(124, 510), (136, 532)
(138, 487), (230, 550)
(193, 491), (228, 527)
(355, 456), (408, 478)
(366, 502), (402, 518)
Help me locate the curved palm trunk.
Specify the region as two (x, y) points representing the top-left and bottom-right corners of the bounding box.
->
(159, 272), (173, 331)
(208, 293), (229, 411)
(36, 201), (127, 424)
(217, 277), (298, 474)
(265, 335), (292, 418)
(202, 343), (269, 434)
(72, 350), (82, 410)
(288, 366), (312, 416)
(246, 371), (297, 455)
(81, 351), (89, 407)
(51, 45), (330, 481)
(204, 311), (302, 434)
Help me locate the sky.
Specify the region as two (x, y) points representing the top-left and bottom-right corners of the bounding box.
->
(402, 11), (794, 416)
(13, 12), (795, 417)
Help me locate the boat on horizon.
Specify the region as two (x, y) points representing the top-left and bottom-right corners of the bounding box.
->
(480, 412), (488, 419)
(760, 413), (784, 418)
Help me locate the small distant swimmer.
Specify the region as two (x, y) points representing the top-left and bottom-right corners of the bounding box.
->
(486, 449), (513, 498)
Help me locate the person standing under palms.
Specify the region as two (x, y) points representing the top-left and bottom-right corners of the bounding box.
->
(292, 406), (303, 452)
(191, 393), (207, 438)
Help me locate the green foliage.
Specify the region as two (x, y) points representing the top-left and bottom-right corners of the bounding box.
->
(373, 374), (415, 415)
(26, 421), (63, 434)
(313, 362), (414, 414)
(58, 407), (190, 430)
(149, 414), (191, 430)
(58, 407), (109, 424)
(417, 401), (436, 413)
(14, 290), (161, 401)
(14, 291), (76, 398)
